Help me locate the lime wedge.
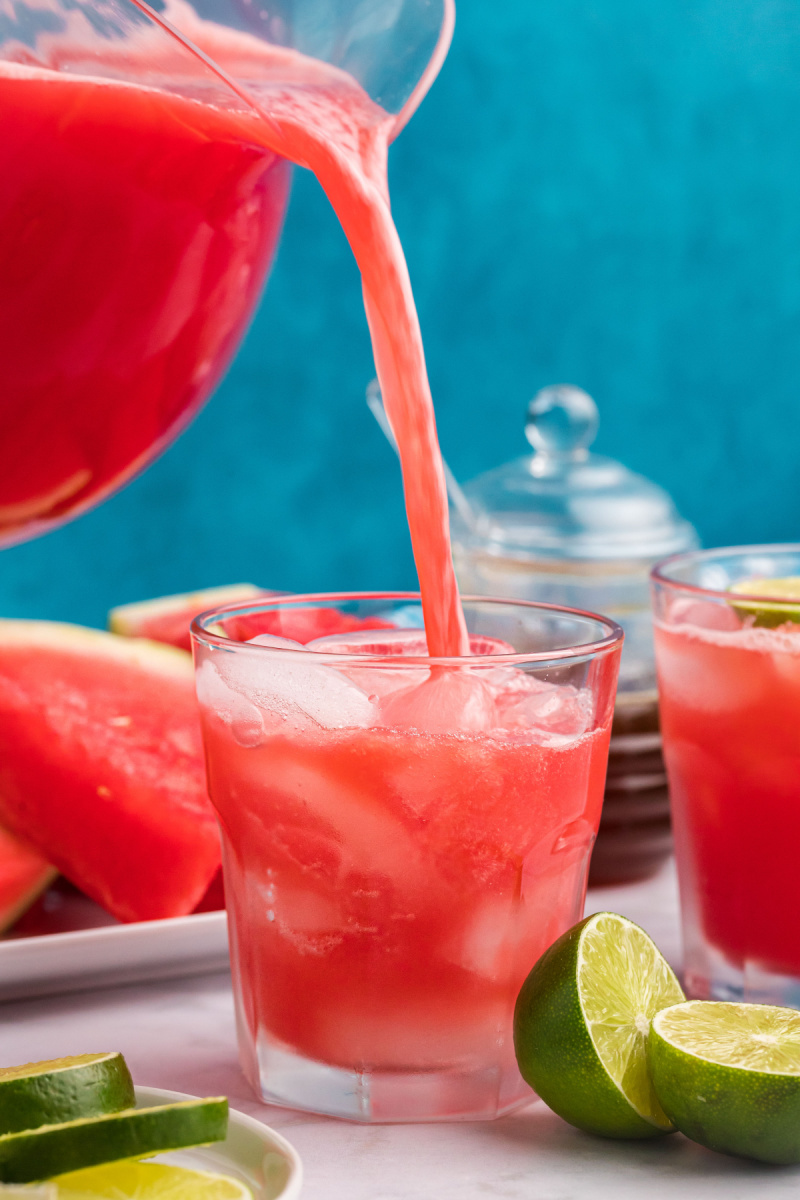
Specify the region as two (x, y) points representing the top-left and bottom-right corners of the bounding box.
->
(649, 1000), (800, 1163)
(54, 1162), (250, 1200)
(0, 1054), (134, 1136)
(513, 912), (685, 1138)
(729, 576), (800, 627)
(0, 1098), (227, 1183)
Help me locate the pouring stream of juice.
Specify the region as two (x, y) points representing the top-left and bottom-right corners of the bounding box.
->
(176, 14), (470, 656)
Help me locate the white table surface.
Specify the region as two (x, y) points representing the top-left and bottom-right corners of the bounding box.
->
(1, 860), (796, 1199)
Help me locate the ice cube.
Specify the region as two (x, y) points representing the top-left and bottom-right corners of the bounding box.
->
(443, 895), (518, 979)
(261, 751), (424, 881)
(257, 878), (346, 955)
(302, 631), (518, 725)
(668, 596), (741, 631)
(381, 669), (495, 733)
(654, 625), (767, 714)
(307, 628), (429, 700)
(195, 658), (269, 741)
(248, 633), (308, 650)
(203, 639), (376, 731)
(307, 630), (516, 657)
(772, 636), (800, 688)
(491, 669), (593, 737)
(307, 628), (429, 656)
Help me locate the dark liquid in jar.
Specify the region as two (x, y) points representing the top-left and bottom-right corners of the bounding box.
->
(589, 689), (672, 886)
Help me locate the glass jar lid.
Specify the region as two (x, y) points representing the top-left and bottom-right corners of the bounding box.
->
(454, 385), (697, 562)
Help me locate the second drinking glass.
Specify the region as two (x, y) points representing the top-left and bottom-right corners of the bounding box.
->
(652, 546), (800, 1006)
(192, 592), (622, 1122)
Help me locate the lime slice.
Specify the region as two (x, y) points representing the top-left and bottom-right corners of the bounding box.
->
(513, 912), (684, 1138)
(0, 1098), (227, 1184)
(729, 576), (800, 627)
(54, 1162), (250, 1200)
(0, 1054), (134, 1136)
(649, 1000), (800, 1163)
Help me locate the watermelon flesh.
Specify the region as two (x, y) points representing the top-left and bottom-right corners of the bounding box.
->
(0, 824), (57, 933)
(109, 584), (266, 653)
(193, 867), (225, 913)
(0, 621), (220, 923)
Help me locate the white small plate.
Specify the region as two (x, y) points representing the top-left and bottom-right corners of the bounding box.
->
(137, 1086), (302, 1200)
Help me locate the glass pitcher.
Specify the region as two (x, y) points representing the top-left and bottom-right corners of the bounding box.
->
(0, 0), (453, 546)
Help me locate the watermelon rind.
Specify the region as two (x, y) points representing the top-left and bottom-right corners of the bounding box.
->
(109, 585), (262, 639)
(0, 866), (57, 935)
(0, 620), (194, 678)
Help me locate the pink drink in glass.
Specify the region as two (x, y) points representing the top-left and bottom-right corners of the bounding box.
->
(194, 593), (622, 1121)
(653, 546), (800, 1004)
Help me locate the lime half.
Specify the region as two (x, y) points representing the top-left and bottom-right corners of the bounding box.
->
(729, 576), (800, 627)
(54, 1162), (250, 1200)
(649, 1000), (800, 1163)
(0, 1054), (134, 1136)
(0, 1098), (227, 1183)
(513, 912), (684, 1138)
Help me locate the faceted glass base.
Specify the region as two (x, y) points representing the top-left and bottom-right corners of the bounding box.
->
(683, 936), (800, 1008)
(244, 1034), (534, 1123)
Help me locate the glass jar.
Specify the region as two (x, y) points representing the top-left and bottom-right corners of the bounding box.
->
(451, 385), (698, 885)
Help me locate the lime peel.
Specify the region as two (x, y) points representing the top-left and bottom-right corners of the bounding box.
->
(513, 912), (684, 1139)
(649, 1000), (800, 1163)
(0, 1097), (228, 1184)
(578, 914), (682, 1128)
(729, 577), (800, 628)
(0, 1054), (135, 1137)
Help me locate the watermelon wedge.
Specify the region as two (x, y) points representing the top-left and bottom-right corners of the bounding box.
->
(110, 585), (396, 650)
(109, 584), (266, 652)
(0, 621), (220, 923)
(0, 824), (56, 933)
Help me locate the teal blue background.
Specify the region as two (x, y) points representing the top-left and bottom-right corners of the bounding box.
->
(5, 0), (800, 627)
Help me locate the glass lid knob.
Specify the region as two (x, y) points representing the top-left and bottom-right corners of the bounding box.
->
(525, 384), (599, 460)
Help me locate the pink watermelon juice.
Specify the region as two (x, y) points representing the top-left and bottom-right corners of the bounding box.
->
(0, 61), (289, 544)
(195, 599), (621, 1120)
(654, 608), (800, 992)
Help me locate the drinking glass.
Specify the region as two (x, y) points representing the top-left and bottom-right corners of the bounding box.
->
(192, 592), (622, 1121)
(652, 545), (800, 1005)
(0, 0), (453, 546)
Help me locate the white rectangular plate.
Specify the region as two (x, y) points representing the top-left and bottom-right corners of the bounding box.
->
(0, 910), (229, 1002)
